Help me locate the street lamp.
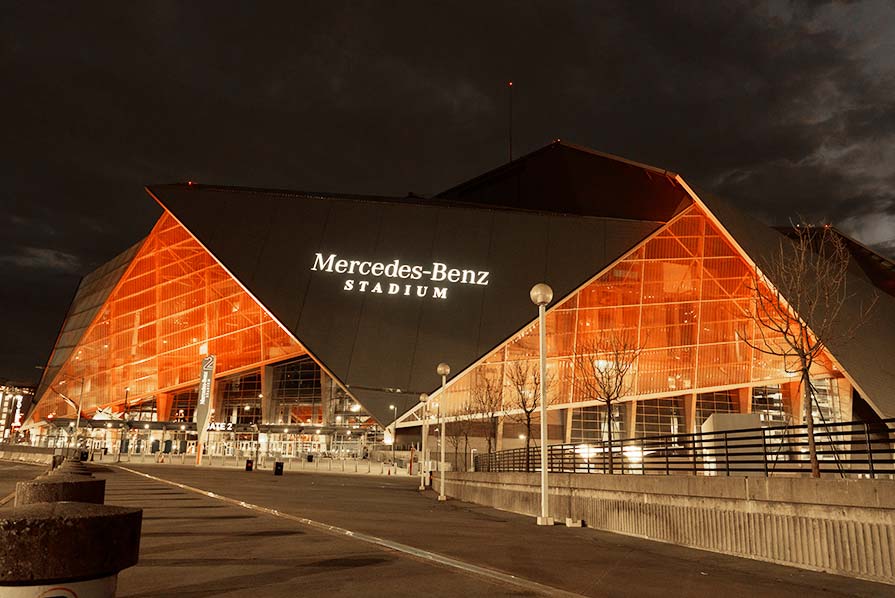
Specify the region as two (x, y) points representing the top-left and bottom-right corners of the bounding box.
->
(389, 404), (397, 468)
(530, 282), (553, 526)
(436, 362), (450, 502)
(418, 393), (429, 491)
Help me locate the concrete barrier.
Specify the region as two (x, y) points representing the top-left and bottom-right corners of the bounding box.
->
(0, 444), (58, 467)
(0, 501), (142, 597)
(440, 472), (895, 585)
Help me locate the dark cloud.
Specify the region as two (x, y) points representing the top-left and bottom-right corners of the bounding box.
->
(0, 247), (81, 272)
(2, 0), (894, 382)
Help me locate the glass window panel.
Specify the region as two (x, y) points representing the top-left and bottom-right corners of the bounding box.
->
(571, 404), (627, 443)
(696, 390), (738, 428)
(635, 397), (686, 437)
(752, 385), (787, 426)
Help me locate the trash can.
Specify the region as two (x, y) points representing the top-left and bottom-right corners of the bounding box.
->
(79, 450), (89, 462)
(274, 461), (284, 476)
(306, 454), (314, 463)
(245, 459), (254, 472)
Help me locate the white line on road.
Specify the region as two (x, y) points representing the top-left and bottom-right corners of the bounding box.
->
(117, 465), (588, 598)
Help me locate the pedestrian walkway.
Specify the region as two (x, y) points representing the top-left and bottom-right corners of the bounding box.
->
(95, 463), (892, 597)
(0, 461), (46, 505)
(97, 465), (552, 597)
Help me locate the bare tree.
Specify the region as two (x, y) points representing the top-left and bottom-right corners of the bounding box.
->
(574, 331), (643, 473)
(445, 401), (475, 471)
(470, 368), (503, 454)
(742, 222), (876, 477)
(505, 359), (553, 472)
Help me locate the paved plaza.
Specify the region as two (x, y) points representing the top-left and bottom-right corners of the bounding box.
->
(1, 460), (892, 596)
(76, 462), (892, 597)
(0, 461), (45, 505)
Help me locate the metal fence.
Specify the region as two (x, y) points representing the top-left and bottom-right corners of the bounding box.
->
(474, 418), (895, 478)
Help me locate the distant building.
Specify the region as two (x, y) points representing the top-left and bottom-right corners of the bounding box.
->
(1, 383), (34, 441)
(25, 142), (895, 454)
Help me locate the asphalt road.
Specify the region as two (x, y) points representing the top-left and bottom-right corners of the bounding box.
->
(91, 463), (891, 598)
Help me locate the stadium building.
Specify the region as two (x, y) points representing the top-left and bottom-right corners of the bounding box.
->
(25, 142), (895, 457)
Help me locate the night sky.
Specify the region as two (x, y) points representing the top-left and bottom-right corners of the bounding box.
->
(3, 1), (895, 384)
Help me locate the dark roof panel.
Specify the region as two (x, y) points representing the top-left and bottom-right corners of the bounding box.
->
(438, 141), (692, 222)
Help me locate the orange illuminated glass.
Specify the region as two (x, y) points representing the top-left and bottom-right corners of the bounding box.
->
(34, 212), (306, 420)
(441, 204), (835, 415)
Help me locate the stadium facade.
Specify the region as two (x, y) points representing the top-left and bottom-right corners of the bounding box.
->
(26, 142), (895, 455)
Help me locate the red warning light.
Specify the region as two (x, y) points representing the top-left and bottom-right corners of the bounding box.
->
(508, 81), (513, 87)
(187, 181), (195, 186)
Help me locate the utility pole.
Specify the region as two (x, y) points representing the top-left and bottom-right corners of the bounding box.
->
(508, 80), (514, 162)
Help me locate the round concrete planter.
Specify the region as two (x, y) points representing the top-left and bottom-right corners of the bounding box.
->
(15, 475), (106, 507)
(0, 501), (142, 596)
(48, 459), (93, 477)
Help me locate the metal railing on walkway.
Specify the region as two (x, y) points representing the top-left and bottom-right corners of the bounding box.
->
(474, 418), (895, 478)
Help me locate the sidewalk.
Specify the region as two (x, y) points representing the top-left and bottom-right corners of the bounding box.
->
(98, 463), (892, 598)
(0, 461), (46, 504)
(96, 464), (555, 597)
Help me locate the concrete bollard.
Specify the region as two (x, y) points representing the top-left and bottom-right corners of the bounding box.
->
(0, 501), (142, 597)
(15, 474), (106, 507)
(48, 458), (93, 477)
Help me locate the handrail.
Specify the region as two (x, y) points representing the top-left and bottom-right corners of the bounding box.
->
(474, 418), (895, 479)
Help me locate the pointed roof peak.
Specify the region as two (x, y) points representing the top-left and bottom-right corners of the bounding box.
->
(438, 140), (690, 222)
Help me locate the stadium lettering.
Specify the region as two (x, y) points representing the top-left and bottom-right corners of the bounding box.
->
(312, 253), (488, 300)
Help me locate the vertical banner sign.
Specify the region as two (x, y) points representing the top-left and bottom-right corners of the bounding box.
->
(194, 355), (216, 465)
(11, 395), (23, 428)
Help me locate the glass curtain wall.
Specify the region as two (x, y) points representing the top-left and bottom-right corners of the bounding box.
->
(695, 390), (738, 428)
(34, 211), (307, 420)
(752, 384), (790, 427)
(440, 204), (840, 438)
(271, 356), (323, 424)
(570, 404), (626, 443)
(219, 371), (262, 425)
(170, 389), (198, 423)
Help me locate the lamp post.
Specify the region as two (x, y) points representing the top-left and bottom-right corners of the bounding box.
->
(418, 393), (429, 490)
(58, 376), (86, 451)
(74, 377), (85, 450)
(530, 282), (553, 526)
(389, 403), (397, 469)
(436, 362), (450, 502)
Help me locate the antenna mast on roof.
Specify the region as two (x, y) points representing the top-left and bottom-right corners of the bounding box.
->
(508, 80), (514, 162)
